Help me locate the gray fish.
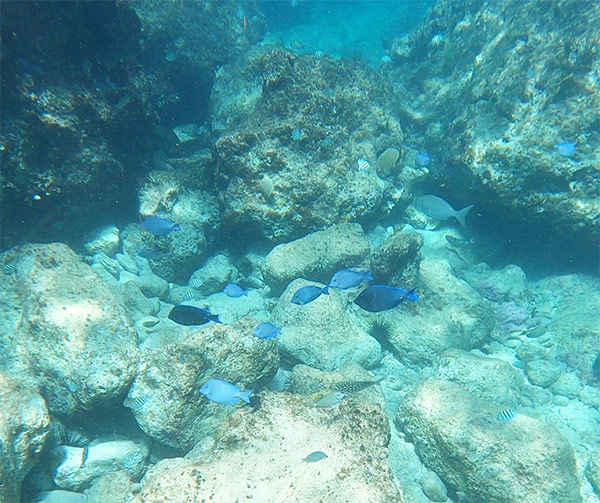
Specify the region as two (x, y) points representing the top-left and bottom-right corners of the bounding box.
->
(302, 451), (327, 462)
(137, 247), (170, 260)
(315, 391), (346, 408)
(414, 195), (473, 227)
(123, 396), (146, 409)
(333, 379), (381, 394)
(79, 445), (89, 468)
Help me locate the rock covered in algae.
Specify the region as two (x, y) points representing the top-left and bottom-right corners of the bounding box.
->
(129, 392), (403, 503)
(0, 244), (139, 415)
(397, 379), (583, 503)
(0, 372), (51, 503)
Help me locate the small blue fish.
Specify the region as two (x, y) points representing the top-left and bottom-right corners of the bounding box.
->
(141, 216), (181, 236)
(555, 141), (576, 157)
(324, 269), (373, 293)
(357, 158), (370, 172)
(497, 408), (518, 422)
(291, 128), (302, 141)
(200, 378), (253, 405)
(354, 285), (419, 313)
(254, 322), (282, 340)
(291, 285), (328, 306)
(302, 451), (327, 462)
(223, 283), (248, 298)
(415, 152), (432, 167)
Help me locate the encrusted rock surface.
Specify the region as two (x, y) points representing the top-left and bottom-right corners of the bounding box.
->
(130, 392), (402, 503)
(126, 317), (279, 450)
(0, 244), (139, 415)
(397, 379), (583, 503)
(0, 373), (51, 503)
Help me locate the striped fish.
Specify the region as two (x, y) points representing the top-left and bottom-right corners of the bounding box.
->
(497, 408), (518, 422)
(189, 278), (202, 288)
(320, 137), (333, 147)
(123, 396), (146, 410)
(182, 291), (197, 301)
(79, 445), (89, 468)
(291, 128), (302, 141)
(3, 262), (15, 274)
(357, 158), (370, 172)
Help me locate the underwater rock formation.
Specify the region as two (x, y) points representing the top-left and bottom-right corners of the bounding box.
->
(274, 279), (382, 371)
(398, 379), (583, 503)
(370, 231), (423, 286)
(0, 372), (50, 503)
(126, 317), (278, 451)
(389, 0), (600, 256)
(0, 244), (139, 415)
(210, 45), (413, 242)
(262, 222), (370, 293)
(130, 392), (402, 503)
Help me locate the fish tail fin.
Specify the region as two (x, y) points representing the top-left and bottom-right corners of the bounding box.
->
(209, 315), (222, 324)
(322, 285), (330, 294)
(365, 271), (374, 281)
(238, 389), (253, 404)
(405, 287), (420, 301)
(455, 204), (474, 227)
(172, 223), (182, 231)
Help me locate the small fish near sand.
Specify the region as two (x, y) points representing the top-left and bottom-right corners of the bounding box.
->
(168, 305), (221, 326)
(315, 391), (346, 408)
(141, 216), (181, 236)
(200, 378), (253, 405)
(302, 451), (327, 462)
(253, 322), (281, 340)
(223, 283), (248, 298)
(414, 195), (473, 227)
(291, 285), (328, 306)
(354, 285), (419, 313)
(497, 408), (518, 422)
(324, 269), (373, 293)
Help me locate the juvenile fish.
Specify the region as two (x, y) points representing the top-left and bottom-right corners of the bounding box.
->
(415, 152), (432, 167)
(3, 261), (15, 274)
(79, 445), (89, 468)
(555, 141), (576, 157)
(414, 195), (473, 227)
(315, 391), (345, 408)
(200, 378), (253, 405)
(291, 285), (328, 306)
(354, 285), (419, 313)
(253, 322), (281, 340)
(223, 283), (248, 298)
(168, 305), (221, 326)
(123, 396), (146, 409)
(141, 216), (181, 236)
(324, 269), (373, 293)
(302, 451), (327, 462)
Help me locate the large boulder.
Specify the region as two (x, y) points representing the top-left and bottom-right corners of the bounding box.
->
(262, 223), (370, 294)
(273, 279), (382, 371)
(130, 392), (403, 503)
(0, 244), (139, 415)
(126, 317), (279, 450)
(0, 373), (51, 503)
(397, 379), (583, 503)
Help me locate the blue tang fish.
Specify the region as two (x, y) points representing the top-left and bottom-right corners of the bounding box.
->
(555, 141), (576, 157)
(200, 378), (253, 405)
(354, 285), (419, 312)
(324, 269), (373, 293)
(415, 152), (432, 167)
(253, 322), (281, 340)
(223, 283), (248, 298)
(291, 285), (328, 306)
(414, 195), (473, 227)
(168, 305), (221, 326)
(142, 216), (181, 236)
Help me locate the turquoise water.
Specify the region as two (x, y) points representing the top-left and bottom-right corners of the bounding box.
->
(1, 1), (599, 503)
